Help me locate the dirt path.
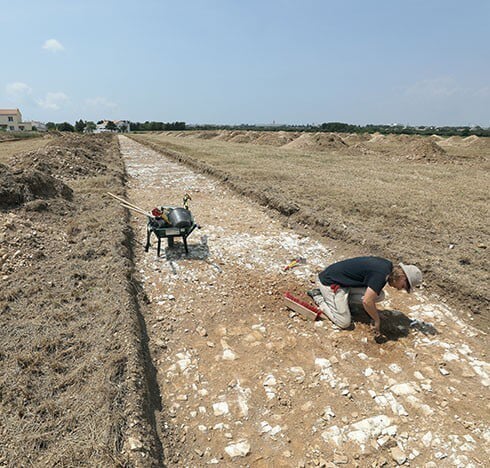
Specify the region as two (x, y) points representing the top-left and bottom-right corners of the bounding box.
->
(120, 136), (489, 467)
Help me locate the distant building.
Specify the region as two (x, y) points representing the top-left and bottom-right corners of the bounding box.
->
(30, 121), (47, 132)
(0, 108), (23, 131)
(94, 119), (130, 133)
(0, 109), (46, 132)
(94, 121), (112, 133)
(115, 120), (130, 132)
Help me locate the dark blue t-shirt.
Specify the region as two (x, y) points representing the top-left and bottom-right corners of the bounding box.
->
(319, 256), (393, 294)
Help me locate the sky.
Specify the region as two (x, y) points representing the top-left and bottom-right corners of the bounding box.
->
(1, 0), (489, 126)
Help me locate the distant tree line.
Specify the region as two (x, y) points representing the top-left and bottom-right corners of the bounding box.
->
(189, 122), (490, 137)
(130, 121), (186, 131)
(42, 120), (489, 137)
(45, 120), (96, 132)
(44, 120), (184, 133)
(319, 122), (490, 137)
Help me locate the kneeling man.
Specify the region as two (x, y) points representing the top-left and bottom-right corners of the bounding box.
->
(308, 256), (422, 333)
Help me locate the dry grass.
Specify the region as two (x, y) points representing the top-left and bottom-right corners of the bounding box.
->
(131, 132), (490, 327)
(0, 134), (162, 466)
(0, 137), (51, 164)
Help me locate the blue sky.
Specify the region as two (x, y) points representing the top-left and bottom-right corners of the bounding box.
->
(1, 0), (489, 126)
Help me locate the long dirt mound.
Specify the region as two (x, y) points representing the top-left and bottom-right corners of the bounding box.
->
(0, 134), (162, 466)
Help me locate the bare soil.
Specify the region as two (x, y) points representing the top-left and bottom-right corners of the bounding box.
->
(130, 131), (490, 332)
(0, 136), (51, 163)
(120, 136), (489, 467)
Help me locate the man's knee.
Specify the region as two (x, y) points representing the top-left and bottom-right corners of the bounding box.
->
(334, 316), (352, 329)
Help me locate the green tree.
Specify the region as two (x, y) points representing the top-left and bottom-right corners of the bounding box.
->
(75, 119), (86, 132)
(85, 121), (96, 133)
(57, 122), (75, 132)
(46, 122), (56, 130)
(105, 121), (118, 131)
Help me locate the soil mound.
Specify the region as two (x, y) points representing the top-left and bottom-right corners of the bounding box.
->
(193, 131), (221, 140)
(0, 164), (72, 208)
(367, 132), (386, 143)
(283, 132), (347, 150)
(228, 131), (257, 143)
(462, 135), (482, 146)
(438, 136), (463, 147)
(342, 133), (371, 145)
(252, 131), (300, 147)
(10, 134), (114, 181)
(212, 130), (233, 141)
(430, 134), (445, 142)
(345, 142), (377, 156)
(402, 138), (447, 161)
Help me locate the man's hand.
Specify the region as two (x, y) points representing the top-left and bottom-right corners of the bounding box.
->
(374, 332), (388, 344)
(370, 318), (388, 343)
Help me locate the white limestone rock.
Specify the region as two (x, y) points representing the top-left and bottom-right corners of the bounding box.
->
(212, 402), (229, 416)
(128, 437), (143, 451)
(421, 431), (433, 447)
(263, 374), (277, 386)
(364, 368), (375, 377)
(391, 383), (417, 396)
(225, 440), (251, 458)
(350, 415), (392, 438)
(222, 349), (237, 361)
(390, 446), (407, 465)
(388, 363), (402, 374)
(321, 425), (343, 446)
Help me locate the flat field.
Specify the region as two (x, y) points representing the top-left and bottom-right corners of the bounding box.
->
(131, 131), (489, 329)
(0, 136), (51, 163)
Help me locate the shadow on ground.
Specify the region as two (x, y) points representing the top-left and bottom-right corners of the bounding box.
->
(164, 241), (210, 261)
(350, 305), (438, 341)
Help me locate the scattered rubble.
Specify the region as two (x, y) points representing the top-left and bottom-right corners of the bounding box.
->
(121, 136), (489, 466)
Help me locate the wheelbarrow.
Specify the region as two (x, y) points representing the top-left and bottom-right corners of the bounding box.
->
(144, 207), (198, 257)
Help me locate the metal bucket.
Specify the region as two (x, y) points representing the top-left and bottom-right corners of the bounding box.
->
(168, 207), (192, 228)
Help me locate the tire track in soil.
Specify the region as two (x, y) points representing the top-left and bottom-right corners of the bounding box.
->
(120, 136), (489, 467)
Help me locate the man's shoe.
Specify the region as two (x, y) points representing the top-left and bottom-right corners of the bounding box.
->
(307, 288), (321, 299)
(307, 289), (322, 305)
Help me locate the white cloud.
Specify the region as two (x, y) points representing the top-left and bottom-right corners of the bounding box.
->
(6, 82), (32, 98)
(85, 96), (117, 109)
(42, 38), (65, 52)
(37, 92), (69, 110)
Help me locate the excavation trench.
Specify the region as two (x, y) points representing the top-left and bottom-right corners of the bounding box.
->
(120, 135), (489, 467)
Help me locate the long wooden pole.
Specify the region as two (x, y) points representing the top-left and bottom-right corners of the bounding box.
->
(107, 192), (146, 212)
(119, 203), (153, 217)
(108, 191), (170, 223)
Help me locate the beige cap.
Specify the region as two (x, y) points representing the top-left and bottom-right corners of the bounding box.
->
(399, 263), (423, 292)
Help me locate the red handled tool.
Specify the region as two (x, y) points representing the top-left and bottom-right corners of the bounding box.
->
(284, 291), (326, 321)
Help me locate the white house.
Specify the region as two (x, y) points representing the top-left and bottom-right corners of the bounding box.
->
(115, 120), (130, 132)
(30, 121), (47, 132)
(94, 119), (130, 133)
